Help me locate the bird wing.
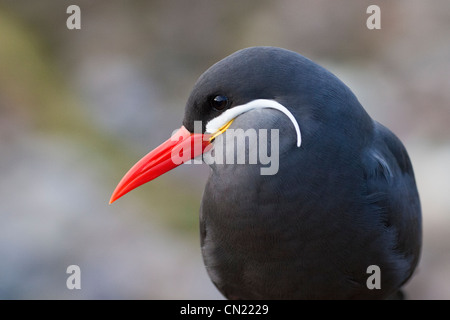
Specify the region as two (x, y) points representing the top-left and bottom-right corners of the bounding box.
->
(362, 121), (422, 288)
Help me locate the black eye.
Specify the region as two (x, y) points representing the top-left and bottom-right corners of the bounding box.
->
(210, 95), (229, 111)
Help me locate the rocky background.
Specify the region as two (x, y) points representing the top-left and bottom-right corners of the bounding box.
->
(0, 0), (449, 299)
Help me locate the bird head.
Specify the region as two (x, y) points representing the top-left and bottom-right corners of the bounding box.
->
(109, 47), (371, 203)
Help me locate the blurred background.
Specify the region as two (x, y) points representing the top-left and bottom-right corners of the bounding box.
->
(0, 0), (449, 299)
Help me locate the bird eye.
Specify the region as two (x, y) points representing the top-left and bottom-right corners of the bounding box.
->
(210, 95), (229, 111)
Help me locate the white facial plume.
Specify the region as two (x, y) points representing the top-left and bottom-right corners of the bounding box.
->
(205, 99), (302, 147)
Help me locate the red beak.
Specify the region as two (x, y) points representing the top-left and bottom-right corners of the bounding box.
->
(109, 126), (211, 204)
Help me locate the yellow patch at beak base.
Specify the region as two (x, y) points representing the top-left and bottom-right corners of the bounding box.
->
(209, 119), (234, 142)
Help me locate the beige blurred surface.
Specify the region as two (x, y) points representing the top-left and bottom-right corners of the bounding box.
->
(0, 1), (449, 299)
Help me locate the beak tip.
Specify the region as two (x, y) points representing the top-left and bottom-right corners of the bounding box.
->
(109, 192), (119, 205)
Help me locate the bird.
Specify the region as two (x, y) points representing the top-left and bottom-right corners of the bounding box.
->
(109, 46), (422, 299)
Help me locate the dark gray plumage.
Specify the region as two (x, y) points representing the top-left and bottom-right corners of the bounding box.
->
(182, 47), (421, 299)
